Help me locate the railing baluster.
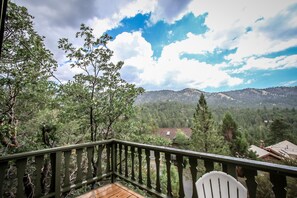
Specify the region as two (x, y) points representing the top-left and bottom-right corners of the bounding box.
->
(138, 147), (143, 184)
(244, 168), (257, 198)
(50, 153), (56, 193)
(204, 160), (214, 173)
(155, 151), (161, 193)
(16, 158), (27, 198)
(223, 163), (237, 178)
(106, 144), (111, 174)
(124, 145), (128, 178)
(63, 150), (71, 188)
(54, 151), (62, 198)
(87, 147), (93, 179)
(34, 155), (44, 197)
(112, 143), (116, 183)
(176, 154), (185, 198)
(270, 173), (287, 198)
(119, 144), (122, 175)
(114, 143), (117, 172)
(97, 145), (103, 176)
(131, 146), (135, 181)
(165, 153), (173, 197)
(145, 149), (152, 188)
(189, 157), (198, 198)
(0, 162), (8, 197)
(76, 148), (83, 183)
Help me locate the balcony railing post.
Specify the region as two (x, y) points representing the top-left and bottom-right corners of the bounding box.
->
(16, 158), (27, 198)
(111, 142), (116, 183)
(119, 144), (122, 175)
(124, 145), (128, 177)
(131, 146), (135, 181)
(176, 154), (185, 198)
(189, 157), (198, 198)
(165, 153), (173, 197)
(54, 151), (62, 198)
(106, 144), (111, 174)
(87, 146), (94, 180)
(223, 164), (237, 178)
(145, 149), (152, 188)
(270, 172), (287, 198)
(244, 168), (257, 198)
(34, 155), (44, 197)
(75, 148), (83, 183)
(138, 147), (143, 184)
(155, 151), (161, 193)
(204, 160), (214, 173)
(0, 162), (8, 198)
(97, 145), (103, 176)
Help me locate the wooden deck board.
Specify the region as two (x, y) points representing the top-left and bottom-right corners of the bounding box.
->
(77, 183), (144, 198)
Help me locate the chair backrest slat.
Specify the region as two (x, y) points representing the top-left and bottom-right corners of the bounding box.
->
(196, 171), (247, 198)
(220, 176), (229, 197)
(211, 176), (221, 198)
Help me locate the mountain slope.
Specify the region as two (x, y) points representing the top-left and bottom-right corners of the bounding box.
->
(135, 87), (297, 108)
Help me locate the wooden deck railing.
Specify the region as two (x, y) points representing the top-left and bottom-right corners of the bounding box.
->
(1, 139), (297, 198)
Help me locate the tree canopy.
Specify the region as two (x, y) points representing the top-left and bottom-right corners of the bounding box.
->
(0, 2), (57, 151)
(58, 24), (144, 141)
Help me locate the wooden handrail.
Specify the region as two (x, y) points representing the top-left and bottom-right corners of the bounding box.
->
(0, 139), (112, 162)
(114, 139), (297, 177)
(1, 139), (297, 198)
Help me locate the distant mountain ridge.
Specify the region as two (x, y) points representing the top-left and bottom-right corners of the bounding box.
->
(135, 86), (297, 108)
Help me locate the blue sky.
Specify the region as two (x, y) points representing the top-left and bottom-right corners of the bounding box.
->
(15, 0), (297, 92)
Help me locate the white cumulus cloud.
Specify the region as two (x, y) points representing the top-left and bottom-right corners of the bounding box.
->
(109, 31), (243, 90)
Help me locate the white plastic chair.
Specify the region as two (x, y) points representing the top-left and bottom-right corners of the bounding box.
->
(195, 171), (247, 198)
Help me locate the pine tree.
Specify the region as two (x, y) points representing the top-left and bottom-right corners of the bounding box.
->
(191, 94), (229, 155)
(221, 113), (238, 141)
(269, 119), (290, 144)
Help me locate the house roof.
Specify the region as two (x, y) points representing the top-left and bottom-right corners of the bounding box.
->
(266, 140), (297, 158)
(249, 145), (282, 160)
(249, 145), (270, 158)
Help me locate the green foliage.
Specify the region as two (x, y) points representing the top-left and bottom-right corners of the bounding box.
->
(230, 131), (249, 157)
(0, 2), (57, 151)
(221, 113), (238, 141)
(160, 166), (179, 197)
(190, 94), (229, 155)
(255, 174), (275, 198)
(220, 113), (249, 157)
(268, 119), (291, 144)
(255, 172), (297, 198)
(173, 129), (190, 149)
(137, 102), (194, 128)
(137, 102), (297, 146)
(58, 24), (143, 141)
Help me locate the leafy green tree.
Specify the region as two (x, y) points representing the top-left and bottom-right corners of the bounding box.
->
(190, 94), (229, 155)
(173, 129), (190, 149)
(58, 24), (143, 141)
(0, 2), (57, 150)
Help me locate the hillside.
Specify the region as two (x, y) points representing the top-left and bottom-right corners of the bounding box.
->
(135, 86), (297, 108)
